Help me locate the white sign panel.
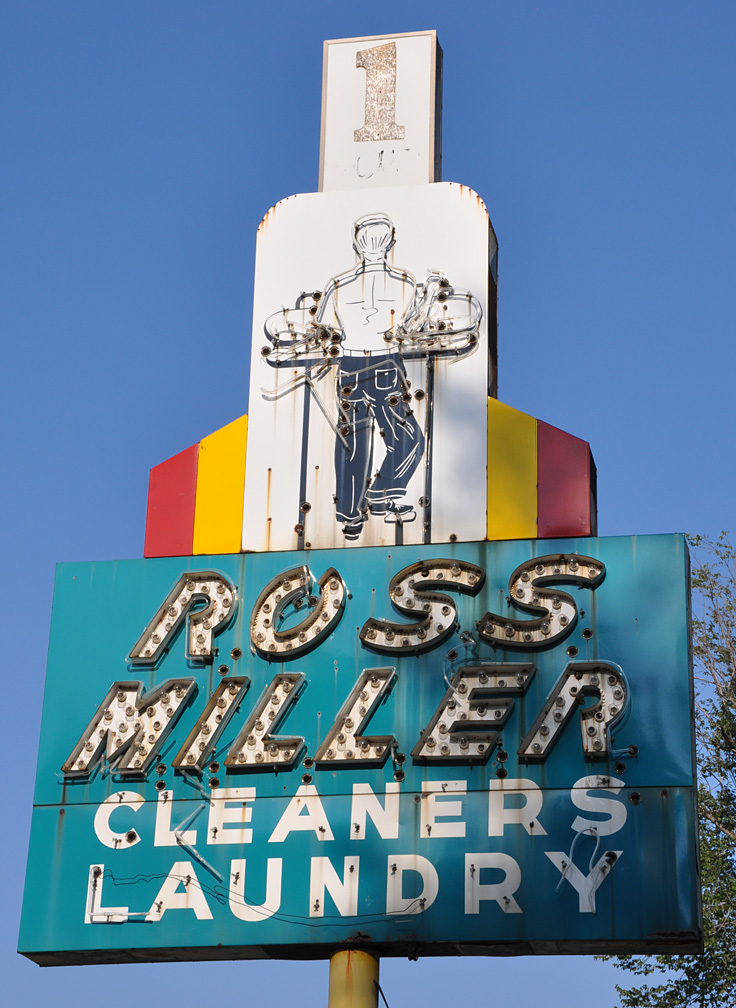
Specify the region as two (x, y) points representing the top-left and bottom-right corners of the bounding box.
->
(319, 31), (442, 192)
(242, 182), (496, 553)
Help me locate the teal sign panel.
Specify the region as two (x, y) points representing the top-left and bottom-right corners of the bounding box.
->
(19, 534), (701, 963)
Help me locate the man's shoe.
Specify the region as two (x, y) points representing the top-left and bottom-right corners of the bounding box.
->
(384, 504), (416, 524)
(342, 517), (365, 540)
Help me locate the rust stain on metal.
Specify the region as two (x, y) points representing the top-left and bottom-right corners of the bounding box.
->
(55, 806), (66, 865)
(265, 467), (272, 552)
(447, 182), (487, 214)
(259, 194), (300, 231)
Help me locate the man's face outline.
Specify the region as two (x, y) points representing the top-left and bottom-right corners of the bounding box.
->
(353, 215), (395, 260)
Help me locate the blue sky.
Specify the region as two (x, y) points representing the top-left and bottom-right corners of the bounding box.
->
(4, 2), (735, 1005)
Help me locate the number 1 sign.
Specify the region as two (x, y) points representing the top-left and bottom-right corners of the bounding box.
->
(319, 31), (443, 191)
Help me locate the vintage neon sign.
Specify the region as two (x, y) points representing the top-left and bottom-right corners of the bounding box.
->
(82, 775), (628, 925)
(21, 534), (700, 962)
(20, 25), (700, 966)
(63, 660), (627, 778)
(62, 552), (626, 779)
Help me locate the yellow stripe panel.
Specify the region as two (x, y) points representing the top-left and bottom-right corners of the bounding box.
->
(192, 415), (248, 555)
(487, 398), (538, 540)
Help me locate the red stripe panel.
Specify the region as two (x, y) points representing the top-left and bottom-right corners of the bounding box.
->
(537, 421), (594, 538)
(144, 443), (199, 558)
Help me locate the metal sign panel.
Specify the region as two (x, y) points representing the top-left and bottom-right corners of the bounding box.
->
(243, 182), (497, 553)
(319, 31), (442, 192)
(19, 534), (700, 965)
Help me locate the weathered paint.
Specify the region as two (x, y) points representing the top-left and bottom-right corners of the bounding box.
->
(486, 398), (538, 540)
(242, 183), (495, 552)
(144, 400), (597, 557)
(193, 415), (248, 555)
(20, 535), (700, 964)
(319, 32), (442, 192)
(328, 950), (380, 1008)
(538, 421), (595, 538)
(144, 443), (198, 558)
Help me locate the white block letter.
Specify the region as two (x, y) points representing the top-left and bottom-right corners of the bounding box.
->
(421, 781), (466, 838)
(85, 864), (128, 923)
(269, 785), (334, 842)
(570, 776), (627, 836)
(154, 790), (197, 847)
(386, 855), (439, 914)
(94, 791), (144, 848)
(146, 861), (213, 921)
(465, 852), (523, 913)
(488, 778), (546, 836)
(208, 788), (256, 845)
(351, 783), (400, 840)
(229, 858), (282, 922)
(545, 850), (622, 913)
(310, 857), (360, 917)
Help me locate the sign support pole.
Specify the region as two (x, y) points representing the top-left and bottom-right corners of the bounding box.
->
(327, 950), (380, 1008)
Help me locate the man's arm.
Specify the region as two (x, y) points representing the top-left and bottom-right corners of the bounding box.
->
(261, 285), (343, 367)
(398, 272), (482, 357)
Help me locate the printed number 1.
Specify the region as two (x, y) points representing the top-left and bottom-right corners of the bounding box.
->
(354, 42), (405, 142)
